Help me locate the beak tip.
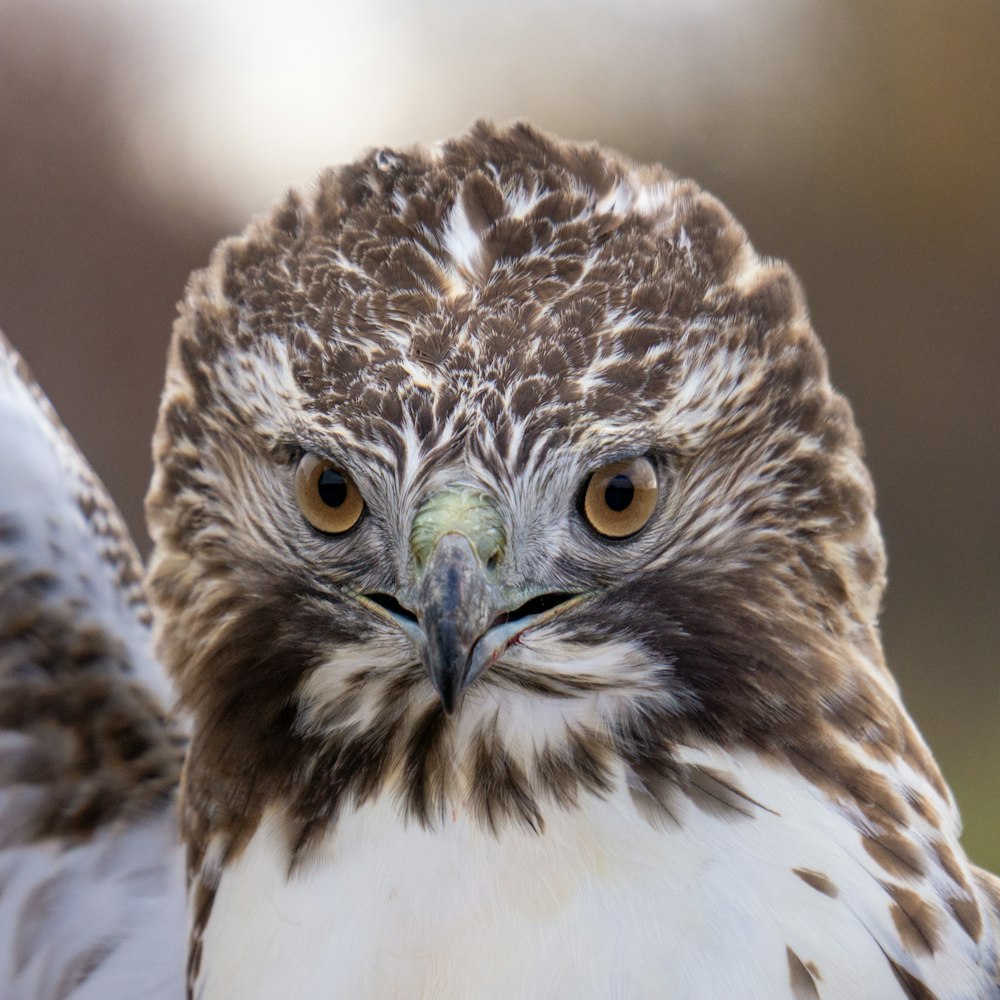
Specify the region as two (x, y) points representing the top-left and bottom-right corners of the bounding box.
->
(416, 531), (495, 715)
(429, 669), (461, 715)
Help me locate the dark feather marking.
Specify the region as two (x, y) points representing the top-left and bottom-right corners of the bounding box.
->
(491, 663), (614, 696)
(186, 880), (215, 989)
(400, 700), (452, 827)
(863, 831), (927, 880)
(947, 894), (983, 943)
(682, 764), (777, 818)
(626, 777), (682, 830)
(932, 839), (972, 895)
(881, 951), (939, 1000)
(786, 946), (821, 999)
(883, 882), (941, 955)
(45, 938), (118, 1000)
(793, 867), (839, 898)
(903, 787), (939, 826)
(534, 726), (614, 810)
(786, 746), (910, 830)
(469, 717), (543, 834)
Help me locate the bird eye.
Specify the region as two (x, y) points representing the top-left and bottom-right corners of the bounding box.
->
(581, 456), (658, 538)
(295, 454), (364, 534)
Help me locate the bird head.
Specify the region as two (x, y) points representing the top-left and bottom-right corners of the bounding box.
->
(146, 122), (912, 862)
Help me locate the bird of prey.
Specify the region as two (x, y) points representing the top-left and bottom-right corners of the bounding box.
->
(1, 122), (998, 999)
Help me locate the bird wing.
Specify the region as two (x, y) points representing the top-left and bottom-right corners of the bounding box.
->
(0, 332), (185, 999)
(972, 866), (1000, 984)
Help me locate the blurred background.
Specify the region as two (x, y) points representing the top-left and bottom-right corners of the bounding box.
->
(1, 0), (997, 866)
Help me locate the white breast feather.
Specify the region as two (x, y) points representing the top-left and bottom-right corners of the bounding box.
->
(197, 743), (985, 1000)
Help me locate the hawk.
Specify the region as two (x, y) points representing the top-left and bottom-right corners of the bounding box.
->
(1, 122), (998, 999)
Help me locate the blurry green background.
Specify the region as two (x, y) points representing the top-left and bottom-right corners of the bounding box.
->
(1, 0), (996, 867)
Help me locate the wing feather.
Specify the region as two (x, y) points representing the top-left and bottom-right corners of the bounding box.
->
(0, 332), (184, 999)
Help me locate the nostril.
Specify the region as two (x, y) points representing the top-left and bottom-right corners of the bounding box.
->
(365, 593), (419, 623)
(490, 592), (577, 630)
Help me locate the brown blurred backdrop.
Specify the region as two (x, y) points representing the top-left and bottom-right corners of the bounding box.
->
(1, 0), (997, 867)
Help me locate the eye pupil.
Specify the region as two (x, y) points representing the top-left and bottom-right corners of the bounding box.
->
(604, 474), (634, 512)
(317, 469), (348, 508)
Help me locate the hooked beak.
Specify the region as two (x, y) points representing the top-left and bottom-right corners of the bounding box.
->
(355, 489), (587, 713)
(415, 532), (494, 713)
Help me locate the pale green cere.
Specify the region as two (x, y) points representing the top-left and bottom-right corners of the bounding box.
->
(410, 488), (506, 567)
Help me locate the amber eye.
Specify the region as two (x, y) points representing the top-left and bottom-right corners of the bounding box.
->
(295, 454), (364, 534)
(581, 457), (658, 538)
